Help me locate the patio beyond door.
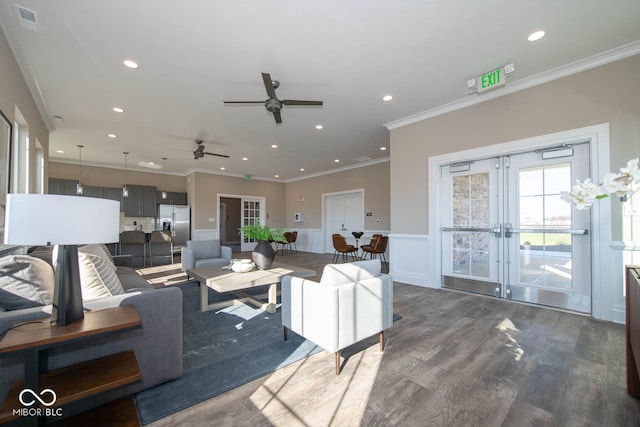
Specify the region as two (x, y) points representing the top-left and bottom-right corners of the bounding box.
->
(441, 143), (592, 313)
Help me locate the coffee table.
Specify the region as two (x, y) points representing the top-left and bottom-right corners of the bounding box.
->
(187, 262), (315, 313)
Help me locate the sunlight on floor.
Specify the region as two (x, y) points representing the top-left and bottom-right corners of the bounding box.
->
(496, 318), (524, 361)
(248, 344), (383, 426)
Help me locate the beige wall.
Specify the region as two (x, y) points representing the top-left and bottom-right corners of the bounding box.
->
(284, 161), (390, 230)
(390, 54), (640, 237)
(190, 172), (286, 231)
(49, 162), (188, 193)
(0, 29), (49, 191)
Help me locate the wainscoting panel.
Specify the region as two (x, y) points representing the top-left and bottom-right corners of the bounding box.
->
(389, 233), (434, 287)
(193, 229), (219, 241)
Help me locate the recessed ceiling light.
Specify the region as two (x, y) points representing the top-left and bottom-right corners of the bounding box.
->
(56, 150), (64, 154)
(271, 144), (278, 148)
(242, 157), (248, 161)
(299, 168), (305, 172)
(220, 167), (226, 171)
(528, 30), (545, 42)
(315, 125), (323, 130)
(382, 95), (393, 102)
(123, 59), (138, 69)
(113, 107), (124, 113)
(334, 159), (340, 163)
(107, 134), (117, 138)
(274, 174), (279, 178)
(380, 146), (387, 151)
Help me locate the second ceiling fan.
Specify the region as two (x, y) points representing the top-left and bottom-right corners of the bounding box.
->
(224, 73), (323, 124)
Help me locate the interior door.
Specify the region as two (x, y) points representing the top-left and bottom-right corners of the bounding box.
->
(240, 197), (264, 252)
(440, 143), (592, 313)
(324, 191), (364, 252)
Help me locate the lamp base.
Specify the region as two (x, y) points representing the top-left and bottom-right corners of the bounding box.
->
(51, 245), (84, 326)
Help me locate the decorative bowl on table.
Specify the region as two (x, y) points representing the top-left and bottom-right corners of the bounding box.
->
(231, 259), (256, 273)
(352, 231), (364, 239)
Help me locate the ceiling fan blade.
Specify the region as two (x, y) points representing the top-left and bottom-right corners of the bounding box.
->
(282, 99), (323, 106)
(223, 100), (266, 104)
(262, 73), (278, 99)
(204, 152), (230, 158)
(273, 110), (282, 124)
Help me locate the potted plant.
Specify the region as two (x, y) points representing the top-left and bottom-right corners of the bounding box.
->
(238, 222), (287, 269)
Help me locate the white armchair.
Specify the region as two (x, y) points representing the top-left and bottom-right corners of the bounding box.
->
(281, 259), (393, 375)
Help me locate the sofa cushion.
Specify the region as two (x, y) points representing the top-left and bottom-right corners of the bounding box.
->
(116, 266), (155, 291)
(187, 240), (221, 259)
(79, 244), (116, 271)
(0, 255), (55, 310)
(320, 259), (381, 286)
(78, 252), (125, 301)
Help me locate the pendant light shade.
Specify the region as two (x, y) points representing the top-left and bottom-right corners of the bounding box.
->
(123, 151), (129, 198)
(76, 145), (84, 195)
(161, 157), (168, 200)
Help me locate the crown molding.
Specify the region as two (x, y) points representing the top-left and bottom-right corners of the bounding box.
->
(384, 40), (640, 131)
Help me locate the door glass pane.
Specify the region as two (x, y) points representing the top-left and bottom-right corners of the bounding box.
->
(518, 163), (572, 289)
(451, 172), (490, 279)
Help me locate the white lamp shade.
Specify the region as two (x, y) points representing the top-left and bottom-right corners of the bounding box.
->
(4, 194), (120, 245)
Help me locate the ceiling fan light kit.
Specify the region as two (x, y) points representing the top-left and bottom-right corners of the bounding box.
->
(224, 73), (323, 124)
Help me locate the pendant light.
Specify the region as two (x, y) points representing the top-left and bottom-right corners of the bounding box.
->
(76, 145), (84, 195)
(122, 151), (129, 198)
(161, 157), (168, 200)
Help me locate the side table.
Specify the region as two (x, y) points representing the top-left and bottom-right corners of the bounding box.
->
(0, 306), (142, 426)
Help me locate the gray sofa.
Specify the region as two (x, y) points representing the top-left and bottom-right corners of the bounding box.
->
(181, 239), (232, 272)
(0, 246), (183, 409)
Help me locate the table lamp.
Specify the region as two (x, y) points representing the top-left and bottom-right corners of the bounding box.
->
(4, 194), (120, 326)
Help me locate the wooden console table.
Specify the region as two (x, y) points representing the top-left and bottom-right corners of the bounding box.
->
(626, 265), (640, 397)
(0, 306), (142, 426)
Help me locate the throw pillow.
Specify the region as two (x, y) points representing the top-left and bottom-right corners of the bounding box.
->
(78, 252), (125, 301)
(187, 239), (221, 259)
(320, 259), (381, 286)
(79, 244), (116, 271)
(0, 255), (55, 310)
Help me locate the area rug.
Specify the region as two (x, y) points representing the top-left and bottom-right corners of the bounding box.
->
(135, 281), (322, 425)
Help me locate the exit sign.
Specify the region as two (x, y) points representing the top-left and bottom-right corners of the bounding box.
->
(476, 68), (505, 93)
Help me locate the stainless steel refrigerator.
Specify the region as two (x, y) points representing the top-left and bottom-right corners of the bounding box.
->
(157, 204), (191, 247)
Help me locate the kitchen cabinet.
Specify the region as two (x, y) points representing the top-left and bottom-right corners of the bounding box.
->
(48, 178), (79, 196)
(156, 191), (187, 206)
(124, 185), (157, 217)
(103, 187), (124, 212)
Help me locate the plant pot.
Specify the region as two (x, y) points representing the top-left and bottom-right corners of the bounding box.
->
(252, 240), (275, 270)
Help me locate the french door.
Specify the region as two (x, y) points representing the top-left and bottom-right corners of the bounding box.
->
(240, 197), (265, 252)
(441, 143), (592, 313)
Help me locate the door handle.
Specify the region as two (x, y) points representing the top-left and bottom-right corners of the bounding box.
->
(442, 223), (502, 237)
(504, 223), (588, 238)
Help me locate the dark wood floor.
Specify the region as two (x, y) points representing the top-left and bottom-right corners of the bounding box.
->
(148, 251), (640, 427)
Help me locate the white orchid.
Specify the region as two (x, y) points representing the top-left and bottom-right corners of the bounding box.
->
(562, 158), (639, 209)
(561, 178), (606, 209)
(602, 172), (632, 198)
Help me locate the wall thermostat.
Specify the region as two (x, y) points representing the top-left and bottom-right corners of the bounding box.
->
(293, 212), (303, 222)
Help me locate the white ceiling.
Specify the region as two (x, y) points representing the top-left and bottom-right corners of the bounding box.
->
(1, 1), (640, 181)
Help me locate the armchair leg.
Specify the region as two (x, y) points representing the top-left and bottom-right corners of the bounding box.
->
(335, 350), (341, 375)
(379, 331), (385, 351)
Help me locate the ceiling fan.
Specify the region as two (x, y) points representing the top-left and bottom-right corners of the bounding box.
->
(223, 73), (323, 124)
(193, 140), (229, 160)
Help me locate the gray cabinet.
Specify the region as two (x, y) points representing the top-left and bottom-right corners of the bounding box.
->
(157, 191), (187, 206)
(103, 187), (124, 212)
(49, 178), (79, 195)
(124, 185), (157, 217)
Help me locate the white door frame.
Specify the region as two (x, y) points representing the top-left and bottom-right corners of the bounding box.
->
(428, 123), (613, 320)
(217, 193), (266, 249)
(322, 189), (365, 253)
